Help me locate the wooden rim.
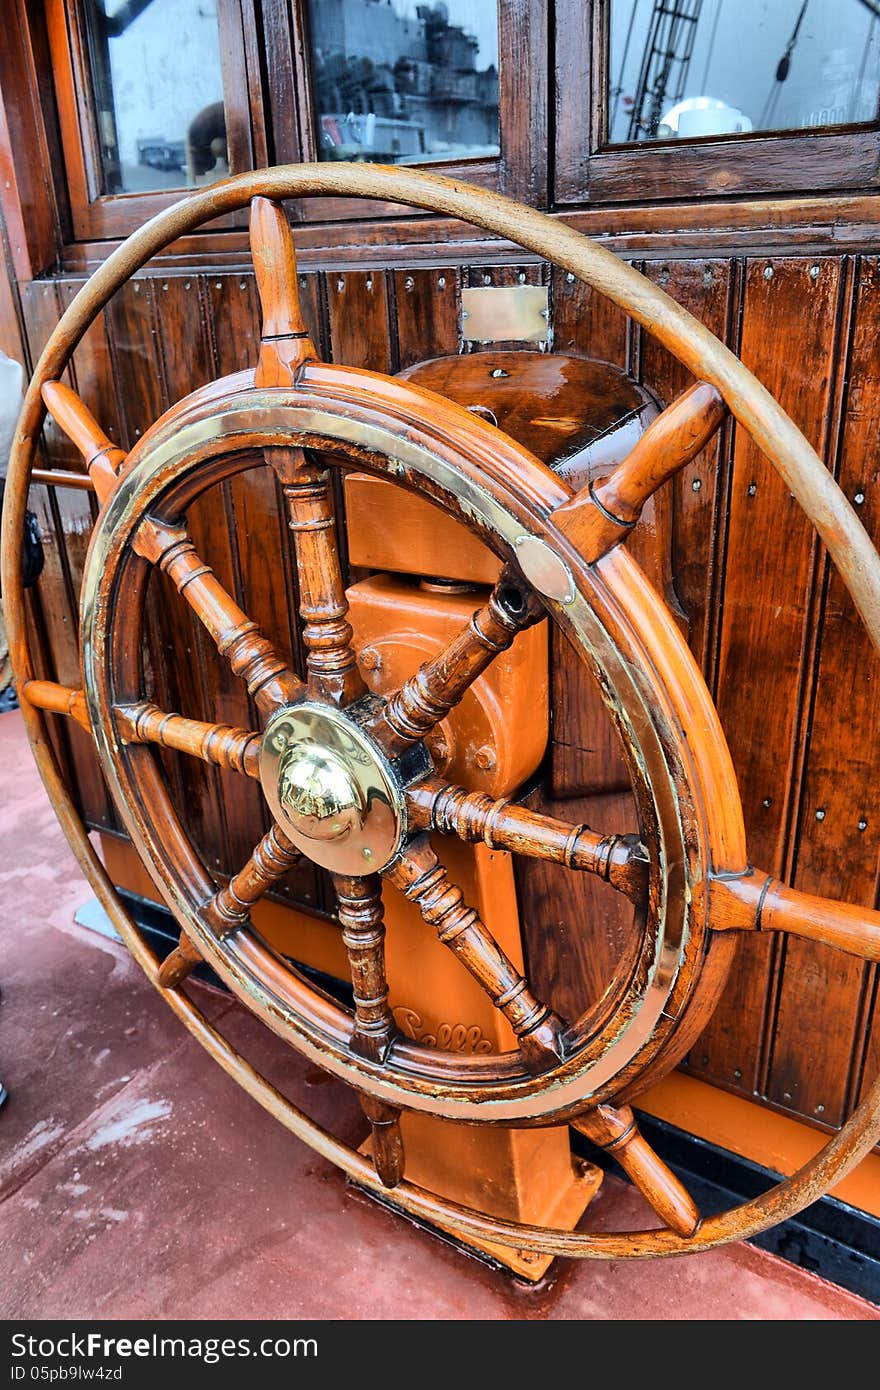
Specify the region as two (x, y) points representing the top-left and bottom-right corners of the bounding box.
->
(4, 163), (880, 1254)
(79, 374), (731, 1123)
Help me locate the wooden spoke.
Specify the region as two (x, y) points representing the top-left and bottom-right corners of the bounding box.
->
(407, 777), (648, 904)
(574, 1105), (700, 1238)
(334, 874), (403, 1189)
(370, 565), (542, 757)
(23, 680), (91, 732)
(157, 932), (203, 989)
(114, 701), (262, 778)
(201, 823), (301, 937)
(160, 826), (301, 990)
(553, 381), (726, 562)
(386, 837), (567, 1073)
(134, 520), (302, 715)
(333, 875), (397, 1063)
(269, 450), (364, 707)
(712, 871), (880, 963)
(250, 196), (318, 387)
(41, 380), (123, 505)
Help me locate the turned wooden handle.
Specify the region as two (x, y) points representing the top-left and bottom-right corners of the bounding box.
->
(157, 932), (203, 988)
(575, 1104), (700, 1237)
(553, 381), (725, 562)
(250, 197), (317, 384)
(23, 679), (91, 731)
(41, 381), (124, 504)
(713, 871), (880, 961)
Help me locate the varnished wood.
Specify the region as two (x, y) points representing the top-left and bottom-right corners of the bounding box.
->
(157, 931), (203, 989)
(712, 871), (880, 963)
(114, 701), (262, 779)
(333, 874), (404, 1190)
(386, 838), (566, 1073)
(370, 567), (540, 757)
(23, 678), (90, 731)
(553, 383), (726, 562)
(133, 522), (302, 716)
(406, 778), (647, 903)
(30, 467), (95, 491)
(574, 1104), (700, 1238)
(203, 823), (301, 936)
(5, 165), (878, 1262)
(272, 449), (363, 706)
(41, 380), (122, 504)
(250, 196), (317, 386)
(358, 1093), (405, 1192)
(333, 875), (397, 1064)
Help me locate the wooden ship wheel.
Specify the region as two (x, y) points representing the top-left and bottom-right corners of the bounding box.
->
(4, 164), (880, 1262)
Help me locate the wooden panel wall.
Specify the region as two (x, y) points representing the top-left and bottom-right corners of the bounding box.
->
(14, 248), (880, 1145)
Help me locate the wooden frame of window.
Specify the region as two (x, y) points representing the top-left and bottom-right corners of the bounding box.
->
(44, 0), (268, 241)
(554, 0), (880, 206)
(258, 0), (548, 224)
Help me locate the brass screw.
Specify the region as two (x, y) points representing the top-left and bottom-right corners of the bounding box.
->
(360, 647), (381, 672)
(475, 745), (496, 771)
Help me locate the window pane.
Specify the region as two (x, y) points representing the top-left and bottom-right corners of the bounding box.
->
(305, 0), (499, 164)
(85, 0), (229, 193)
(608, 1), (880, 143)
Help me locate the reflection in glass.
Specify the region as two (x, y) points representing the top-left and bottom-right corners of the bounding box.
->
(608, 1), (880, 143)
(84, 0), (228, 193)
(305, 0), (499, 163)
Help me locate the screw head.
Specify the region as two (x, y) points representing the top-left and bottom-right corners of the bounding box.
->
(428, 736), (449, 766)
(359, 647), (381, 672)
(816, 808), (826, 821)
(764, 265), (774, 280)
(475, 745), (496, 771)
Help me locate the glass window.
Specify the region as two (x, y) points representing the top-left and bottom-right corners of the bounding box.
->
(608, 1), (880, 144)
(304, 0), (499, 164)
(84, 0), (229, 193)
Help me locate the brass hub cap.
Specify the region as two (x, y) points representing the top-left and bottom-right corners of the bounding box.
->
(260, 702), (404, 874)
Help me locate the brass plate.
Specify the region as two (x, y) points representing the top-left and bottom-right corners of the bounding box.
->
(460, 285), (550, 344)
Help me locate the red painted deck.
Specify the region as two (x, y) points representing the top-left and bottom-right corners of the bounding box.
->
(1, 707), (876, 1321)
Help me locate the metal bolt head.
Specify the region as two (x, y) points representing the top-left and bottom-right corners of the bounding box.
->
(763, 266), (774, 280)
(437, 275), (446, 289)
(858, 817), (868, 832)
(428, 735), (449, 767)
(359, 647), (381, 672)
(566, 271), (575, 283)
(404, 276), (414, 292)
(475, 745), (496, 771)
(809, 264), (820, 280)
(855, 490), (866, 506)
(816, 808), (826, 821)
(692, 478), (702, 492)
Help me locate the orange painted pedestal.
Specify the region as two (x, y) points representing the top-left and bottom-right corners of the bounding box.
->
(360, 834), (602, 1279)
